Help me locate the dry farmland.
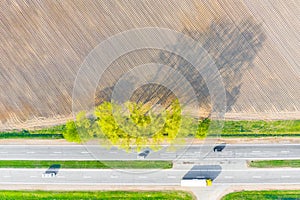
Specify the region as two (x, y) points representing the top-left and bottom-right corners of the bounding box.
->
(0, 0), (299, 130)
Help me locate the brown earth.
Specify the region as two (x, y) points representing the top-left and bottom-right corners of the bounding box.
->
(0, 0), (299, 131)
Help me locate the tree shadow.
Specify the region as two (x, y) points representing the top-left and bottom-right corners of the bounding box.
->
(94, 18), (266, 117)
(182, 165), (222, 181)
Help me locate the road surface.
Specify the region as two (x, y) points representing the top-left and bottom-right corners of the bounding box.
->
(0, 144), (299, 160)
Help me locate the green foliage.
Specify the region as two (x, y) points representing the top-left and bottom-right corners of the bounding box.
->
(63, 120), (81, 142)
(0, 190), (194, 200)
(249, 160), (300, 168)
(222, 190), (300, 200)
(94, 100), (187, 151)
(0, 160), (172, 169)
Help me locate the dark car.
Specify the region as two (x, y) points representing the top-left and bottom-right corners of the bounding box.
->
(137, 150), (150, 159)
(213, 143), (226, 152)
(42, 164), (61, 178)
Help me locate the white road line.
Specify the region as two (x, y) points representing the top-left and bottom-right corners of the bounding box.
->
(81, 151), (89, 154)
(0, 152), (8, 154)
(3, 175), (11, 178)
(252, 151), (261, 153)
(30, 176), (37, 178)
(138, 176), (147, 179)
(167, 176), (176, 179)
(110, 175), (118, 179)
(224, 176), (233, 179)
(53, 152), (62, 154)
(281, 150), (290, 153)
(109, 151), (117, 154)
(253, 176), (261, 178)
(26, 152), (35, 154)
(281, 175), (290, 178)
(56, 176), (65, 178)
(83, 176), (91, 179)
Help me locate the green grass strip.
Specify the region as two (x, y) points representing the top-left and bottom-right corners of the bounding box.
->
(249, 160), (300, 168)
(0, 190), (194, 200)
(0, 160), (172, 169)
(221, 190), (300, 200)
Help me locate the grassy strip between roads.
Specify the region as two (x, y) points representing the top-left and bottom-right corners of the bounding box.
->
(0, 160), (172, 169)
(221, 190), (300, 200)
(249, 160), (300, 168)
(0, 190), (194, 200)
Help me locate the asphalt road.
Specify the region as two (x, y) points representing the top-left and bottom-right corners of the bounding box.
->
(0, 168), (299, 186)
(0, 143), (299, 161)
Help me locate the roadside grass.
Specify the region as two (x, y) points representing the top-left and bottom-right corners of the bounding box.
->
(0, 190), (195, 200)
(248, 160), (300, 168)
(0, 125), (65, 139)
(0, 160), (173, 169)
(221, 190), (300, 200)
(1, 119), (299, 139)
(221, 120), (300, 137)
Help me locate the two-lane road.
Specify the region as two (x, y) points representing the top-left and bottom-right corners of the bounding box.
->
(0, 144), (299, 160)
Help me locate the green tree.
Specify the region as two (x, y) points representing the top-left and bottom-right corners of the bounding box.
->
(94, 100), (185, 151)
(64, 120), (81, 142)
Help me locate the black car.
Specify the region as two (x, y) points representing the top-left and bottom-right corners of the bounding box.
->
(137, 150), (150, 159)
(213, 143), (226, 152)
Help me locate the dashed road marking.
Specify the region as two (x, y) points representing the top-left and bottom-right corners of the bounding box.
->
(167, 176), (176, 179)
(252, 151), (261, 153)
(26, 152), (35, 154)
(53, 152), (62, 154)
(81, 151), (89, 154)
(281, 175), (290, 178)
(253, 176), (261, 178)
(3, 175), (11, 178)
(281, 150), (290, 153)
(83, 176), (91, 179)
(138, 176), (147, 179)
(224, 176), (233, 179)
(110, 175), (118, 179)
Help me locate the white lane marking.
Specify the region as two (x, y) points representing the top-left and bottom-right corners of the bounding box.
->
(26, 152), (35, 154)
(252, 151), (261, 153)
(53, 152), (62, 154)
(224, 176), (233, 179)
(281, 150), (290, 153)
(0, 152), (8, 154)
(57, 176), (65, 178)
(167, 176), (176, 179)
(110, 175), (118, 179)
(253, 176), (261, 178)
(138, 176), (147, 179)
(81, 151), (89, 154)
(3, 175), (11, 178)
(281, 175), (290, 178)
(83, 176), (91, 179)
(109, 151), (117, 154)
(30, 175), (37, 178)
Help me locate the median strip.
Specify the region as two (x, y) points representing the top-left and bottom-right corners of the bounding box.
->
(248, 160), (300, 168)
(0, 160), (173, 169)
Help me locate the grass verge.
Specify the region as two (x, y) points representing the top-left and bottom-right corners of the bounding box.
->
(221, 190), (300, 200)
(248, 160), (300, 168)
(0, 160), (173, 169)
(0, 190), (195, 200)
(1, 119), (299, 139)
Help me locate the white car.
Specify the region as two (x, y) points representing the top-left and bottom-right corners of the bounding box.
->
(42, 164), (60, 178)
